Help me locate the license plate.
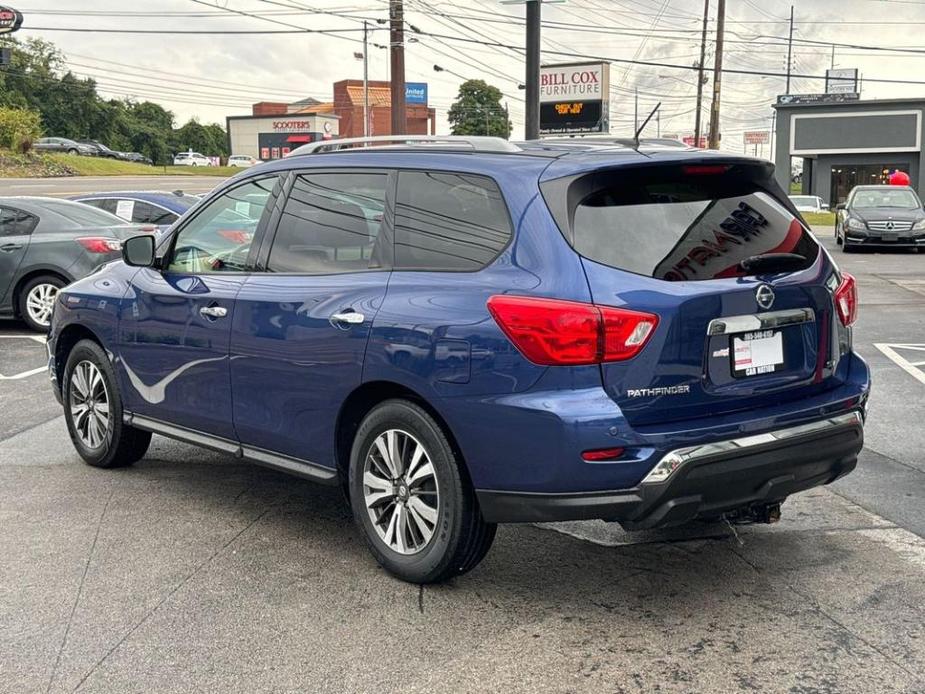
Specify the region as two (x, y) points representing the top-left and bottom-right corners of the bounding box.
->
(731, 330), (784, 377)
(882, 233), (898, 242)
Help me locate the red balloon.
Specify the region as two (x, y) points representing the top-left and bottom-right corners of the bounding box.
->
(889, 170), (911, 186)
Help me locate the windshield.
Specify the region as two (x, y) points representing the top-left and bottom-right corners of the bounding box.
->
(851, 188), (921, 209)
(42, 199), (127, 227)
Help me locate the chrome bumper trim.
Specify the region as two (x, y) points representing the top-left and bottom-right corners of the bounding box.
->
(706, 308), (815, 336)
(641, 411), (863, 484)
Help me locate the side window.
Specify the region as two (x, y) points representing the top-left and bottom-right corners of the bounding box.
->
(79, 198), (118, 215)
(0, 207), (38, 236)
(267, 171), (388, 274)
(166, 177), (276, 273)
(394, 171), (512, 271)
(131, 201), (176, 225)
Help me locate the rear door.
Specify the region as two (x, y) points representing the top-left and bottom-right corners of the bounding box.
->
(542, 160), (843, 425)
(0, 206), (37, 306)
(230, 169), (392, 466)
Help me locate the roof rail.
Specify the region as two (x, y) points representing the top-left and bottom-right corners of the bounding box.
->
(286, 135), (521, 157)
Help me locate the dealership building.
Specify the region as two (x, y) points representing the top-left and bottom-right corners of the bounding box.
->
(773, 96), (925, 206)
(226, 80), (435, 161)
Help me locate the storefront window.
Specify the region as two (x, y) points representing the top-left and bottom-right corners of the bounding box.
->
(829, 163), (907, 208)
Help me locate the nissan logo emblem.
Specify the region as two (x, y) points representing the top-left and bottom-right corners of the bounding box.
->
(756, 285), (775, 310)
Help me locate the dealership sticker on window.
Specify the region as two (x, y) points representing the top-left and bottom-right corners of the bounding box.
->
(115, 199), (135, 221)
(732, 329), (784, 377)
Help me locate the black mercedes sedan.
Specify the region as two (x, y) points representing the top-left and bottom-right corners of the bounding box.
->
(835, 185), (925, 252)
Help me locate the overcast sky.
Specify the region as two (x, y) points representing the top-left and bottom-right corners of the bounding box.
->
(18, 0), (925, 153)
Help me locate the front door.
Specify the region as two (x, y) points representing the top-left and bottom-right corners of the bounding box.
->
(0, 206), (37, 308)
(231, 169), (393, 466)
(118, 176), (279, 439)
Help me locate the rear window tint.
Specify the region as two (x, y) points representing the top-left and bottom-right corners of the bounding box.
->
(394, 171), (512, 271)
(560, 171), (818, 281)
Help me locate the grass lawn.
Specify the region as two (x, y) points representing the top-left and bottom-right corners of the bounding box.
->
(0, 149), (239, 178)
(46, 154), (238, 177)
(802, 211), (836, 227)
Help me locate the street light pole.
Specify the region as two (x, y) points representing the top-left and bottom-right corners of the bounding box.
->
(363, 21), (370, 138)
(525, 0), (540, 140)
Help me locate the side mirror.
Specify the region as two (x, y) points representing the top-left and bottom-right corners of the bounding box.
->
(835, 203), (846, 211)
(122, 234), (156, 267)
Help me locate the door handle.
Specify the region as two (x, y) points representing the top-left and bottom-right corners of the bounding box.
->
(330, 311), (365, 325)
(199, 305), (228, 319)
(0, 243), (23, 252)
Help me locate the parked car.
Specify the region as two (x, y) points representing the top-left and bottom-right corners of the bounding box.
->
(77, 140), (124, 160)
(122, 152), (154, 166)
(789, 195), (829, 213)
(173, 152), (211, 167)
(835, 184), (925, 252)
(0, 197), (154, 331)
(228, 154), (259, 168)
(33, 138), (96, 156)
(47, 136), (869, 584)
(71, 190), (200, 227)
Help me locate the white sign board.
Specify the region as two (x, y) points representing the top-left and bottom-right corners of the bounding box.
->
(539, 62), (609, 103)
(826, 68), (858, 95)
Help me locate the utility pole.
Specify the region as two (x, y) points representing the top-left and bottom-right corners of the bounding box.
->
(656, 108), (660, 137)
(363, 21), (370, 138)
(694, 0), (709, 147)
(389, 0), (406, 135)
(785, 5), (794, 94)
(830, 44), (835, 70)
(525, 0), (541, 140)
(707, 0), (725, 149)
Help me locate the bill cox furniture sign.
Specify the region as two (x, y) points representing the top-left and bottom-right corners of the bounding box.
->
(539, 62), (610, 135)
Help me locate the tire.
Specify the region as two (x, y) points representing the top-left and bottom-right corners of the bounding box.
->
(835, 226), (843, 245)
(18, 275), (65, 332)
(66, 148), (78, 155)
(62, 339), (151, 468)
(348, 399), (496, 584)
(842, 240), (854, 253)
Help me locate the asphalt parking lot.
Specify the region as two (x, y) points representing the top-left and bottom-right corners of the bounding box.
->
(2, 232), (924, 693)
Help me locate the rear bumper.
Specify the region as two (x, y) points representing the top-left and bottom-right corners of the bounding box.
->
(477, 410), (863, 527)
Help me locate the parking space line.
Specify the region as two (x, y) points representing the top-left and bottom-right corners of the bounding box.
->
(0, 366), (46, 380)
(875, 343), (925, 386)
(0, 334), (46, 343)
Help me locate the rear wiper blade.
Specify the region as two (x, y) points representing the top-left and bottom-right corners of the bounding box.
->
(739, 253), (807, 274)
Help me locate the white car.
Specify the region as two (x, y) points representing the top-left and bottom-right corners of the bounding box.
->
(789, 195), (829, 213)
(228, 154), (259, 168)
(173, 152), (211, 167)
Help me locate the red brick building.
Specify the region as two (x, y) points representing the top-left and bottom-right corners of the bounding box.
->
(331, 80), (435, 137)
(227, 83), (436, 161)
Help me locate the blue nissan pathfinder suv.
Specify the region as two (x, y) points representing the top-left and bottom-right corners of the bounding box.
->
(47, 136), (869, 584)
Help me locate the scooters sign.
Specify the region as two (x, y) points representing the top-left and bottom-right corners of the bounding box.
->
(0, 6), (23, 34)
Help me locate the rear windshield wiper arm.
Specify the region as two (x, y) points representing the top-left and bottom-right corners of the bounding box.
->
(739, 253), (807, 274)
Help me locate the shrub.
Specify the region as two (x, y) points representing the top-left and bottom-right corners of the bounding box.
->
(0, 107), (43, 152)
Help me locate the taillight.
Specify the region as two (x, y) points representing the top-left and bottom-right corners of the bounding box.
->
(834, 272), (858, 326)
(682, 164), (730, 175)
(76, 237), (121, 254)
(486, 295), (658, 366)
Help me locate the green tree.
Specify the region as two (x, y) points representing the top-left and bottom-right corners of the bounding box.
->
(447, 80), (511, 139)
(0, 107), (42, 151)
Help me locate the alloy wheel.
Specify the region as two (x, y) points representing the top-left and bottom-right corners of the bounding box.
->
(25, 283), (58, 327)
(362, 429), (440, 555)
(69, 360), (111, 449)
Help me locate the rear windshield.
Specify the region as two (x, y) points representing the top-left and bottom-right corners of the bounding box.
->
(790, 196), (816, 206)
(548, 166), (818, 281)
